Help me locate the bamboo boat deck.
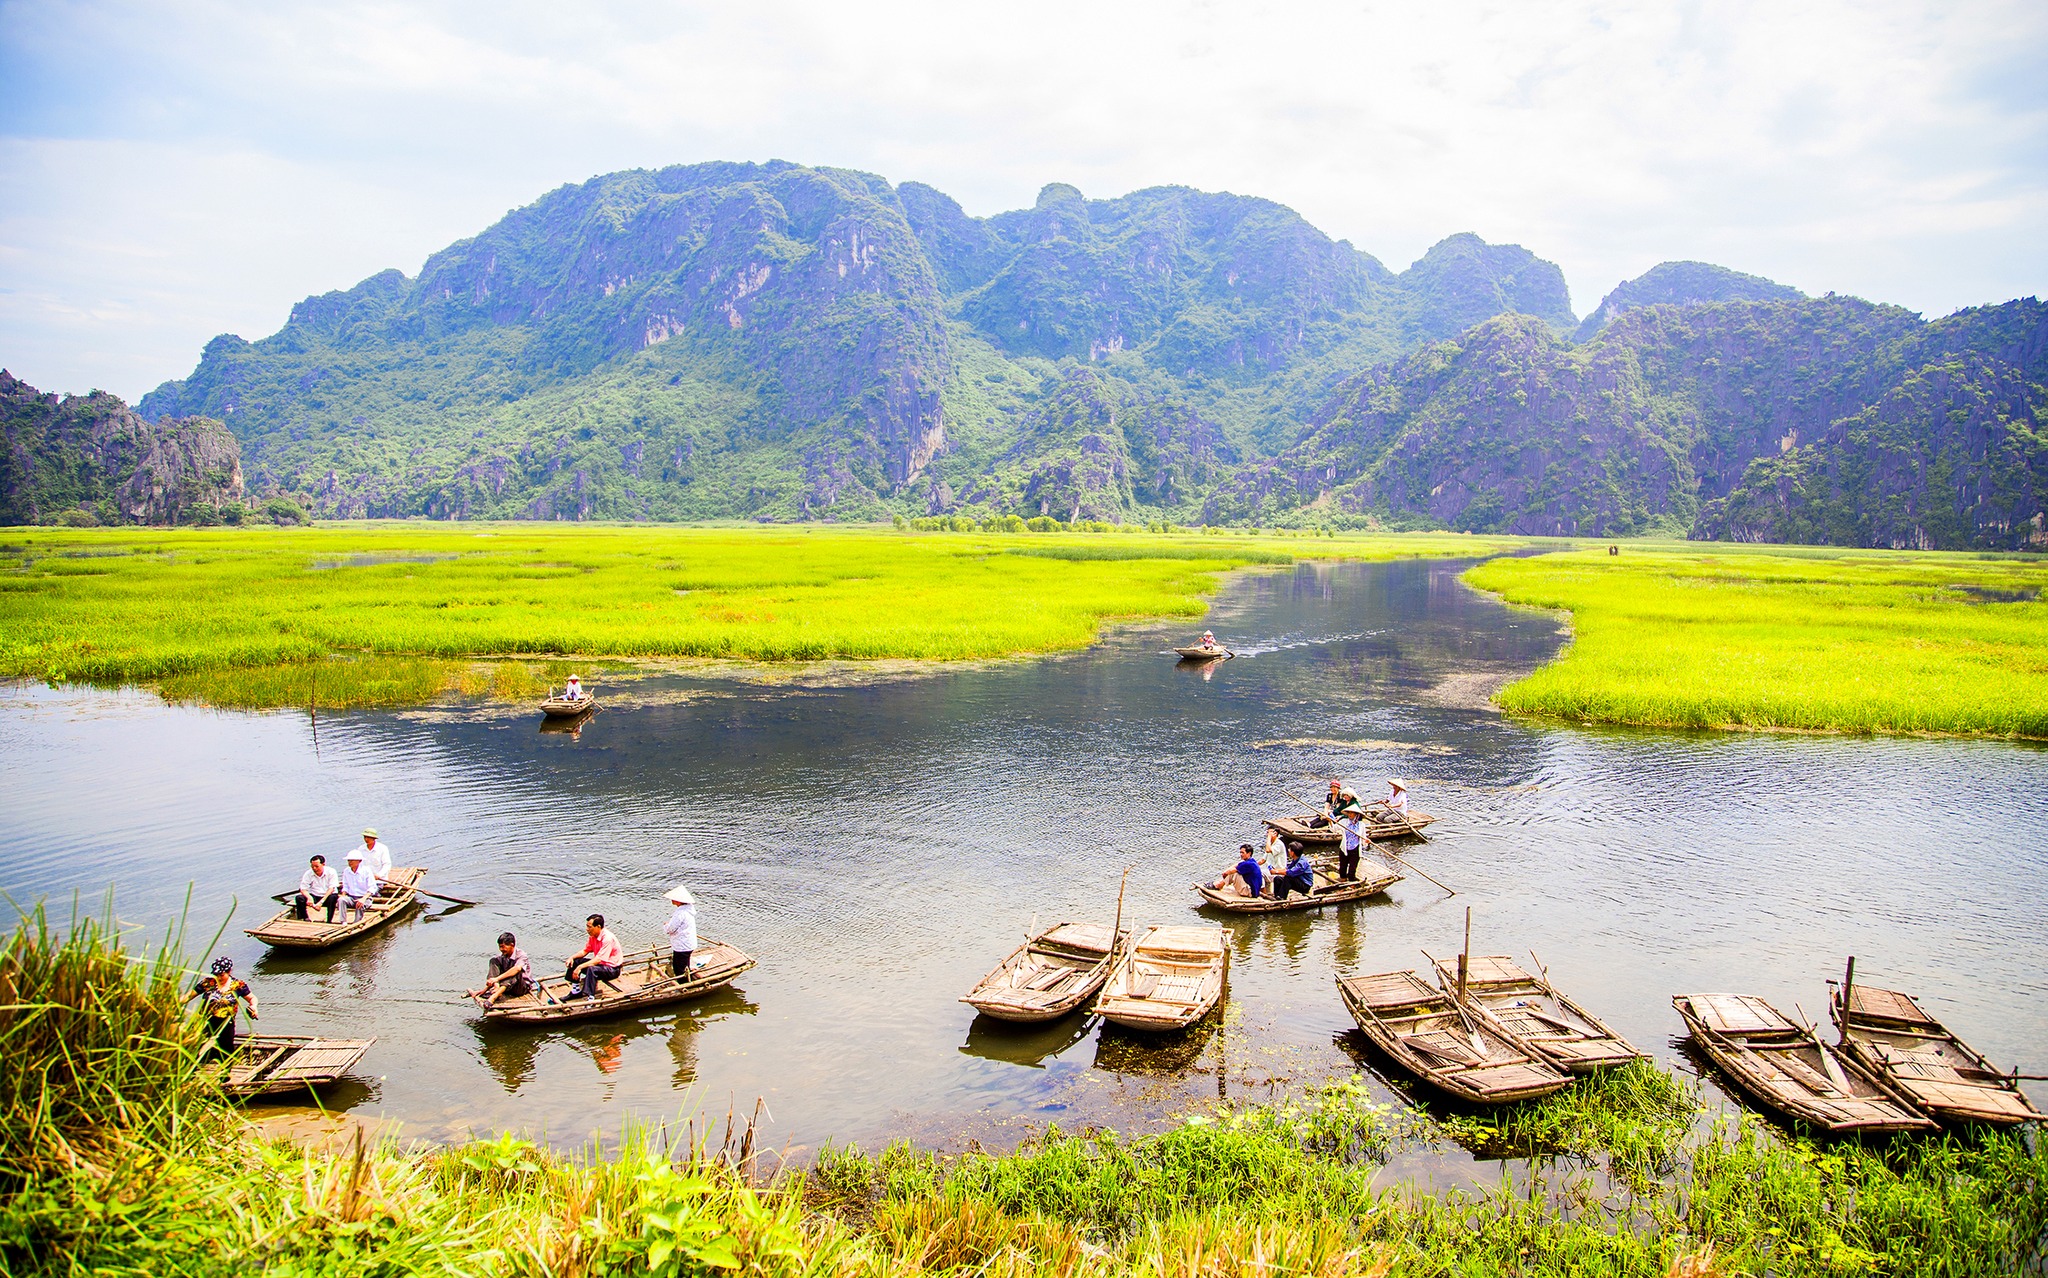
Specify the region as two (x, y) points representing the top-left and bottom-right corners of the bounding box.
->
(479, 941), (754, 1025)
(221, 1035), (375, 1098)
(1194, 862), (1401, 912)
(1830, 982), (2043, 1128)
(1434, 955), (1644, 1073)
(1095, 925), (1227, 1033)
(1338, 969), (1570, 1103)
(1674, 993), (1935, 1134)
(245, 867), (426, 951)
(962, 922), (1124, 1023)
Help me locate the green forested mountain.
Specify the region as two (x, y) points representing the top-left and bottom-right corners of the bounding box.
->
(129, 160), (2047, 547)
(1, 370), (246, 526)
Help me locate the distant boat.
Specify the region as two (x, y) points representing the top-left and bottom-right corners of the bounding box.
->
(961, 922), (1124, 1023)
(1432, 954), (1644, 1074)
(540, 691), (595, 718)
(219, 1035), (376, 1098)
(245, 867), (427, 952)
(1194, 862), (1401, 913)
(1173, 644), (1232, 661)
(1095, 925), (1227, 1033)
(1338, 969), (1570, 1104)
(1828, 963), (2044, 1129)
(1673, 992), (1935, 1134)
(475, 941), (754, 1025)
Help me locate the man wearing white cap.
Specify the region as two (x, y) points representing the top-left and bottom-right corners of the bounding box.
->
(350, 829), (393, 881)
(338, 850), (381, 923)
(661, 885), (697, 979)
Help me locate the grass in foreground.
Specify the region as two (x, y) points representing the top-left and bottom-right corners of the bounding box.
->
(5, 909), (2043, 1276)
(1463, 545), (2048, 738)
(0, 524), (1517, 707)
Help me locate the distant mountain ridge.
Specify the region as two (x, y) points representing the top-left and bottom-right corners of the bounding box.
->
(1, 370), (244, 526)
(128, 160), (2048, 548)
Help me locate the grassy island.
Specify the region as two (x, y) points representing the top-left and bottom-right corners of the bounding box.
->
(4, 908), (2042, 1276)
(1462, 546), (2048, 740)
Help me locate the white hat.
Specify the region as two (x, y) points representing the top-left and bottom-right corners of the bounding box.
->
(345, 850), (364, 861)
(668, 884), (693, 904)
(1387, 778), (1408, 791)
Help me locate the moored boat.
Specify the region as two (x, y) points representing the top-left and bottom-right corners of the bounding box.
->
(219, 1035), (375, 1098)
(476, 941), (754, 1025)
(245, 867), (427, 952)
(1337, 969), (1570, 1104)
(1194, 861), (1401, 913)
(1828, 962), (2043, 1128)
(961, 922), (1124, 1023)
(1432, 954), (1643, 1073)
(1095, 925), (1227, 1033)
(1673, 992), (1935, 1134)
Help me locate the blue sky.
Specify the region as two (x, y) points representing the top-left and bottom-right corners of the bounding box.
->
(3, 0), (2045, 400)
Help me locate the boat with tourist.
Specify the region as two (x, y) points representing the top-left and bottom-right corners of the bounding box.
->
(961, 922), (1125, 1023)
(474, 941), (755, 1025)
(1094, 925), (1227, 1033)
(1194, 861), (1401, 912)
(219, 1035), (376, 1098)
(245, 867), (428, 951)
(1673, 991), (1936, 1134)
(1431, 954), (1643, 1073)
(1338, 969), (1570, 1103)
(1827, 960), (2044, 1128)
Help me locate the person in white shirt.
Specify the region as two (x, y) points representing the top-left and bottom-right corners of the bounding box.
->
(338, 852), (381, 923)
(1382, 779), (1410, 817)
(353, 829), (393, 881)
(294, 854), (343, 923)
(562, 675), (584, 702)
(662, 885), (697, 979)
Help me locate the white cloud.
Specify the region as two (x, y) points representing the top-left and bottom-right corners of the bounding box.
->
(2, 0), (2043, 398)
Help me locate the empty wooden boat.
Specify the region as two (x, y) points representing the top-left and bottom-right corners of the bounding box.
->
(1337, 969), (1570, 1104)
(1095, 926), (1227, 1033)
(1432, 955), (1643, 1074)
(1194, 862), (1401, 912)
(220, 1035), (375, 1098)
(1828, 965), (2043, 1128)
(476, 941), (754, 1025)
(1173, 645), (1232, 661)
(540, 692), (595, 718)
(1673, 993), (1935, 1134)
(245, 867), (427, 951)
(1364, 810), (1435, 839)
(1261, 815), (1343, 846)
(961, 922), (1124, 1023)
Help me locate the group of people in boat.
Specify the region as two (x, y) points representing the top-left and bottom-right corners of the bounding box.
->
(465, 883), (700, 1009)
(290, 828), (394, 925)
(1206, 776), (1413, 900)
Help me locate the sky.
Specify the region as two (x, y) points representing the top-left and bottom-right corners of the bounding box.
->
(2, 0), (2045, 401)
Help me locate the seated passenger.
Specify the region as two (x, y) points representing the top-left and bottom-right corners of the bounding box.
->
(337, 851), (381, 923)
(294, 854), (341, 923)
(1373, 778), (1410, 822)
(564, 913), (623, 1000)
(562, 675), (584, 702)
(470, 932), (534, 1007)
(1202, 844), (1266, 898)
(1200, 630), (1218, 649)
(1274, 842), (1317, 899)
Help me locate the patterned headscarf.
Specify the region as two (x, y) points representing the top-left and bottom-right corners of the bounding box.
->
(210, 956), (235, 976)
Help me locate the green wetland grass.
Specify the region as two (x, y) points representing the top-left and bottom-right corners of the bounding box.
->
(6, 911), (2043, 1277)
(0, 524), (1516, 708)
(1463, 544), (2048, 739)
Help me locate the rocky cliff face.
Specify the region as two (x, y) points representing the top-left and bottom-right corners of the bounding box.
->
(1574, 261), (1803, 341)
(1, 371), (243, 525)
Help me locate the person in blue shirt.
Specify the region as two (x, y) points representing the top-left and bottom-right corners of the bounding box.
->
(1274, 842), (1317, 899)
(1203, 844), (1266, 898)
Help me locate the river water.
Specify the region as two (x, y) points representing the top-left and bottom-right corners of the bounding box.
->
(2, 558), (2043, 1173)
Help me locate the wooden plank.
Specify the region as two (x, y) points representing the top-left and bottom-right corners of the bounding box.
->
(1692, 994), (1793, 1034)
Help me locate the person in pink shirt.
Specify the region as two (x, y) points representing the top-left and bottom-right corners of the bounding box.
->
(563, 913), (623, 1000)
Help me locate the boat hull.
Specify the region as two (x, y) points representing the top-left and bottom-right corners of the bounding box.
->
(245, 868), (427, 951)
(962, 923), (1123, 1023)
(1194, 866), (1400, 913)
(1095, 925), (1227, 1033)
(1338, 970), (1569, 1104)
(1674, 993), (1935, 1134)
(1829, 981), (2044, 1128)
(220, 1035), (375, 1098)
(480, 941), (755, 1025)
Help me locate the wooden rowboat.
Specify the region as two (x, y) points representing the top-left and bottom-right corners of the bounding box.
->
(1194, 861), (1401, 912)
(961, 922), (1124, 1023)
(220, 1035), (375, 1098)
(1673, 993), (1936, 1134)
(477, 941), (754, 1025)
(1338, 969), (1570, 1104)
(245, 868), (427, 951)
(1173, 645), (1233, 661)
(541, 693), (595, 718)
(1432, 955), (1644, 1074)
(1262, 815), (1343, 846)
(1095, 925), (1227, 1033)
(1828, 970), (2043, 1128)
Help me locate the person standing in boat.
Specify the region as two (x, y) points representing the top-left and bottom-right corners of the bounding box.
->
(1334, 806), (1366, 881)
(337, 850), (381, 923)
(1274, 842), (1317, 899)
(662, 885), (697, 979)
(294, 854), (343, 923)
(184, 957), (258, 1061)
(470, 932), (534, 1007)
(564, 913), (623, 1000)
(350, 828), (393, 882)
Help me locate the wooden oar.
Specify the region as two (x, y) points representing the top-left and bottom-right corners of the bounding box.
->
(415, 888), (480, 906)
(1283, 789), (1455, 896)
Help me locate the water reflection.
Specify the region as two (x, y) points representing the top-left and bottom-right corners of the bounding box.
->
(960, 1013), (1097, 1069)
